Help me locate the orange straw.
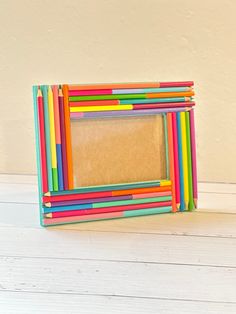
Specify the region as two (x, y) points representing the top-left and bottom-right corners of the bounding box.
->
(62, 85), (74, 189)
(112, 185), (171, 197)
(69, 82), (161, 90)
(147, 91), (194, 99)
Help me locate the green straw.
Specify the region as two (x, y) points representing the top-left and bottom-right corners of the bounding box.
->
(46, 180), (169, 196)
(93, 196), (172, 209)
(124, 206), (172, 217)
(69, 94), (146, 101)
(52, 168), (59, 191)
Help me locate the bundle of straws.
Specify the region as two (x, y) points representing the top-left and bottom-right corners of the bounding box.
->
(33, 81), (197, 227)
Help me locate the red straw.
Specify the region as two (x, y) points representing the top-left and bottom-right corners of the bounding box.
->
(172, 113), (180, 209)
(58, 88), (68, 189)
(69, 89), (112, 96)
(159, 81), (194, 88)
(46, 201), (172, 218)
(37, 88), (48, 193)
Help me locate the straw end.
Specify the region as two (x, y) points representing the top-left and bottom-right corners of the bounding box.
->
(58, 87), (63, 96)
(160, 180), (171, 187)
(189, 201), (195, 211)
(37, 88), (42, 97)
(44, 213), (52, 218)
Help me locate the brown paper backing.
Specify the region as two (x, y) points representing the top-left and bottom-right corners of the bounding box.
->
(71, 115), (167, 187)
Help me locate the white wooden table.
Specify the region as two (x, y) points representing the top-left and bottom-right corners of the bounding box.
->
(0, 175), (236, 313)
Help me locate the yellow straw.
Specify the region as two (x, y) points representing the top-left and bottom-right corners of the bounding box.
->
(160, 180), (172, 186)
(48, 86), (57, 168)
(70, 105), (133, 112)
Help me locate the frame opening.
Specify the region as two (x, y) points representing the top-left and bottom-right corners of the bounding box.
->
(70, 114), (168, 187)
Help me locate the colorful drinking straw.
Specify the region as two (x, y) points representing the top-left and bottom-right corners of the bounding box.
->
(45, 201), (172, 218)
(58, 87), (69, 190)
(69, 86), (192, 96)
(43, 206), (173, 226)
(190, 109), (198, 208)
(52, 85), (64, 191)
(62, 85), (74, 190)
(176, 112), (185, 211)
(48, 86), (58, 191)
(186, 111), (195, 210)
(68, 81), (194, 90)
(180, 112), (189, 210)
(172, 113), (180, 209)
(41, 85), (53, 192)
(37, 88), (48, 193)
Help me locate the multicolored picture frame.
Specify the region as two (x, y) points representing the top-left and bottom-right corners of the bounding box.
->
(33, 81), (197, 227)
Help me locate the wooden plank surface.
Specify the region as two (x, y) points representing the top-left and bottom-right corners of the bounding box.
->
(0, 183), (38, 204)
(0, 256), (236, 303)
(199, 182), (236, 194)
(1, 202), (236, 238)
(53, 211), (236, 238)
(0, 175), (236, 313)
(198, 192), (236, 213)
(0, 228), (236, 267)
(0, 291), (235, 314)
(0, 174), (37, 184)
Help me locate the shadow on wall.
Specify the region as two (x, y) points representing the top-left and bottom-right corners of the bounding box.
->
(0, 114), (36, 174)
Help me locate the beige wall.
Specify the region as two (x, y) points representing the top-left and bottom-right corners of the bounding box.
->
(0, 0), (236, 182)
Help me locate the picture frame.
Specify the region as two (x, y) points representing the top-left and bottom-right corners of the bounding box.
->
(33, 82), (197, 227)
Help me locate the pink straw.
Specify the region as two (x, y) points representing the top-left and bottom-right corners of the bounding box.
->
(189, 109), (198, 207)
(172, 113), (180, 209)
